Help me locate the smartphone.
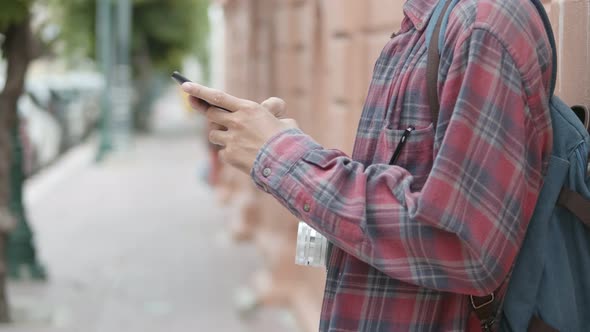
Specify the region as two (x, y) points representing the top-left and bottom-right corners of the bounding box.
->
(171, 71), (229, 111)
(171, 71), (192, 85)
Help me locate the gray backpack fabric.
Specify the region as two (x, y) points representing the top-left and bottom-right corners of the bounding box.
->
(426, 1), (590, 331)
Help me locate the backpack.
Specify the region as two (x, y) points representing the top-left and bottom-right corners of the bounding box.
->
(425, 1), (590, 331)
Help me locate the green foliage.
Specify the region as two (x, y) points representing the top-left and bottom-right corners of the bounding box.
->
(0, 0), (32, 32)
(49, 0), (210, 78)
(133, 0), (210, 71)
(49, 0), (95, 58)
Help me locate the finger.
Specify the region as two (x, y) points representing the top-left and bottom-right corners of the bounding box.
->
(261, 97), (287, 118)
(209, 121), (226, 131)
(209, 129), (230, 147)
(218, 149), (228, 163)
(182, 82), (255, 112)
(280, 118), (299, 128)
(207, 106), (234, 127)
(188, 96), (209, 113)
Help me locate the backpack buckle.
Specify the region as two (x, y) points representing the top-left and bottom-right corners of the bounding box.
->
(470, 293), (495, 310)
(471, 293), (498, 331)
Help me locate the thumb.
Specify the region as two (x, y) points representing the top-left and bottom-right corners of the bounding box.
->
(280, 118), (299, 129)
(261, 97), (287, 118)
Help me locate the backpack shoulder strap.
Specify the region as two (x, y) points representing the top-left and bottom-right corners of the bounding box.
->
(426, 0), (454, 130)
(530, 0), (558, 96)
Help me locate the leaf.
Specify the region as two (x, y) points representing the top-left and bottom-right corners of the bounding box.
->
(0, 0), (33, 32)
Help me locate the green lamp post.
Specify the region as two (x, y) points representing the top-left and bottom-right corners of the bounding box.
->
(96, 0), (114, 161)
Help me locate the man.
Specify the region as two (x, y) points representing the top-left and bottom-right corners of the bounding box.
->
(183, 0), (553, 330)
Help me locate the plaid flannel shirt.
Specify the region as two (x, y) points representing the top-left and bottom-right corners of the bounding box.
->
(251, 0), (553, 330)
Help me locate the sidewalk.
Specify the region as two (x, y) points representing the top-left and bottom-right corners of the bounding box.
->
(4, 90), (299, 332)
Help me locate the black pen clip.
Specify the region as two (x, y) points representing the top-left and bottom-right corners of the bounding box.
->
(389, 126), (415, 165)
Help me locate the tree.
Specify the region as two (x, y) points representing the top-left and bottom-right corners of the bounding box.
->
(51, 0), (211, 130)
(0, 0), (35, 322)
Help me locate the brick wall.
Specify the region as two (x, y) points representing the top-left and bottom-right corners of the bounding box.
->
(216, 1), (590, 331)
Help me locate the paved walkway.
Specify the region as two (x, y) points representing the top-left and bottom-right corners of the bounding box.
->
(4, 90), (299, 332)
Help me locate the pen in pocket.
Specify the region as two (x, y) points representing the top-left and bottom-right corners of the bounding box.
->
(389, 126), (415, 165)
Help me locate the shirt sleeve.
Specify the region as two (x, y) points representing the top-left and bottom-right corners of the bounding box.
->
(250, 27), (551, 296)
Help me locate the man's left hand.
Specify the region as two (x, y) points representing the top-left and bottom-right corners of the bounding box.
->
(182, 82), (299, 174)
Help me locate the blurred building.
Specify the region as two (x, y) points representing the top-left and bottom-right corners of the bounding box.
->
(214, 1), (590, 331)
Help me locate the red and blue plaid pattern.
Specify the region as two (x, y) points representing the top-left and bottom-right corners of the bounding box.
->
(251, 0), (553, 330)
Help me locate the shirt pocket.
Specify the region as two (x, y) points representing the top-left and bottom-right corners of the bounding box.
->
(376, 124), (435, 190)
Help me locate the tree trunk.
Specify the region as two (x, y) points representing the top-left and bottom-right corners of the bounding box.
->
(0, 14), (33, 323)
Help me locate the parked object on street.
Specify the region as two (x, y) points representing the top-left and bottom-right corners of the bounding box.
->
(17, 71), (103, 175)
(17, 93), (62, 172)
(27, 72), (102, 153)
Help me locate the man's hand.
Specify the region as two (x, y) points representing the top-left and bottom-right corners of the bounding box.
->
(182, 82), (299, 174)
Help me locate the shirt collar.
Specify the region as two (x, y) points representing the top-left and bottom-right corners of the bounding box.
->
(403, 0), (439, 31)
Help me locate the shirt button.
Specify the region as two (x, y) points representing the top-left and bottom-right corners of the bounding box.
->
(262, 167), (272, 177)
(303, 202), (311, 212)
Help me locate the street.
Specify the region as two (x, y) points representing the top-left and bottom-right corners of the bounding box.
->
(4, 90), (299, 332)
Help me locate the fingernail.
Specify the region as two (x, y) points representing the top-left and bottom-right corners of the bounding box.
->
(181, 82), (191, 92)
